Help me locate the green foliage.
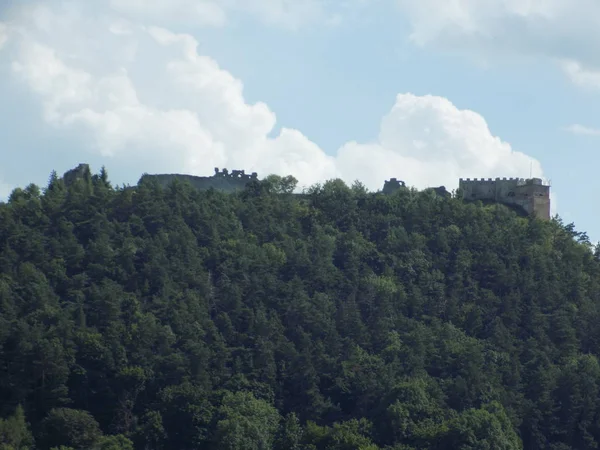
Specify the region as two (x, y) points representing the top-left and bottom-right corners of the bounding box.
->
(434, 402), (522, 449)
(0, 405), (34, 450)
(95, 434), (134, 450)
(275, 412), (303, 450)
(264, 174), (299, 194)
(40, 408), (102, 450)
(212, 391), (280, 450)
(1, 166), (600, 449)
(303, 418), (379, 449)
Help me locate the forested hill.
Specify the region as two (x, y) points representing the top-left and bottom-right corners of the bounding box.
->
(1, 168), (599, 450)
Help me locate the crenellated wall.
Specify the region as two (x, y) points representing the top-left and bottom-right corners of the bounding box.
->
(459, 177), (550, 220)
(60, 164), (550, 221)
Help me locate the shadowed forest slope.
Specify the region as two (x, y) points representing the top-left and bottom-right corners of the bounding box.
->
(0, 168), (599, 450)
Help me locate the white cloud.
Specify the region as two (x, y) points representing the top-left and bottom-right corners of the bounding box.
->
(3, 1), (545, 197)
(564, 124), (600, 136)
(5, 6), (338, 186)
(561, 60), (600, 89)
(335, 93), (542, 190)
(11, 41), (94, 124)
(395, 0), (600, 87)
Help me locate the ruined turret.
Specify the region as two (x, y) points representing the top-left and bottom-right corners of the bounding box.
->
(382, 178), (406, 195)
(63, 163), (91, 187)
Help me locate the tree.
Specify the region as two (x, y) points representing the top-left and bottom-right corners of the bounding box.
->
(212, 391), (281, 450)
(275, 412), (303, 450)
(2, 165), (600, 450)
(40, 408), (102, 450)
(96, 434), (134, 450)
(435, 402), (522, 450)
(264, 175), (298, 194)
(0, 405), (34, 450)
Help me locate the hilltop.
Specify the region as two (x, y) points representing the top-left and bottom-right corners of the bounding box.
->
(0, 165), (596, 450)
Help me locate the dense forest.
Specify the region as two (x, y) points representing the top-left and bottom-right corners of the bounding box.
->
(1, 166), (599, 450)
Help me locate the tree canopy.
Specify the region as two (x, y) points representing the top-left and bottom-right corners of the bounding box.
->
(0, 168), (599, 449)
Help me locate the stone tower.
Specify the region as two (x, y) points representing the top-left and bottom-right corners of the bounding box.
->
(458, 177), (550, 220)
(382, 178), (406, 194)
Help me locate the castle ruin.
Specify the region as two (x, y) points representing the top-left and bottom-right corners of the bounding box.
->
(459, 177), (550, 220)
(60, 164), (551, 221)
(382, 178), (450, 198)
(382, 178), (406, 194)
(139, 168), (258, 193)
(63, 163), (91, 186)
(212, 167), (258, 180)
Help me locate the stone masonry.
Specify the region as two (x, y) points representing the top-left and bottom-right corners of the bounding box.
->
(458, 177), (551, 220)
(60, 164), (551, 221)
(139, 168), (258, 193)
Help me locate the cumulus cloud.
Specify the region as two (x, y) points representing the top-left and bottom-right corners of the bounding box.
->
(395, 0), (600, 87)
(336, 93), (542, 189)
(1, 0), (544, 196)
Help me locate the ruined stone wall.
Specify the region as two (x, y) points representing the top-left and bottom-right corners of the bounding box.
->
(382, 178), (406, 194)
(59, 164), (551, 220)
(63, 163), (91, 187)
(140, 168), (258, 193)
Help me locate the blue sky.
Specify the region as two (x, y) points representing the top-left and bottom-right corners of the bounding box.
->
(1, 0), (599, 239)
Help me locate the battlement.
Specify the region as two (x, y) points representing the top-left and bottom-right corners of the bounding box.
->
(458, 176), (550, 220)
(459, 177), (524, 182)
(58, 161), (550, 221)
(459, 177), (548, 186)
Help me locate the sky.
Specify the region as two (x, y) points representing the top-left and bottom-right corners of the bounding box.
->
(0, 0), (598, 239)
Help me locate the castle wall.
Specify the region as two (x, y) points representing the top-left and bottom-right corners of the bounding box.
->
(531, 195), (551, 220)
(459, 177), (550, 220)
(382, 178), (406, 194)
(140, 169), (257, 193)
(459, 177), (523, 201)
(139, 169), (550, 219)
(521, 182), (550, 220)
